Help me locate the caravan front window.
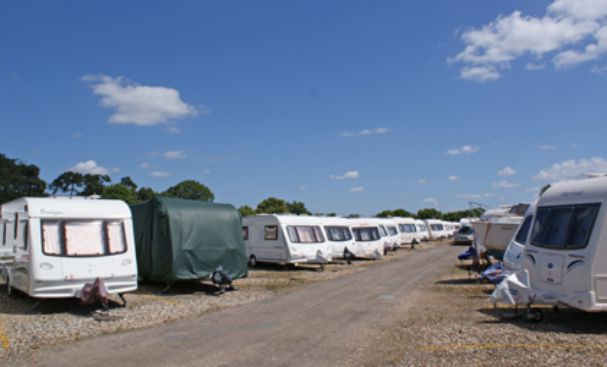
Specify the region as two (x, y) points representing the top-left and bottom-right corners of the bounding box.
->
(531, 204), (600, 250)
(378, 225), (387, 237)
(387, 226), (398, 236)
(286, 226), (325, 243)
(399, 224), (415, 233)
(430, 224), (444, 231)
(41, 220), (128, 257)
(325, 226), (352, 242)
(353, 227), (380, 241)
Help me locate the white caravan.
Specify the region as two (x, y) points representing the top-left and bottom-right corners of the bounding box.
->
(503, 202), (537, 271)
(394, 217), (420, 246)
(415, 220), (430, 241)
(523, 177), (607, 312)
(348, 219), (384, 259)
(320, 217), (358, 260)
(472, 203), (528, 256)
(0, 197), (138, 298)
(243, 215), (332, 267)
(377, 218), (401, 250)
(425, 219), (448, 240)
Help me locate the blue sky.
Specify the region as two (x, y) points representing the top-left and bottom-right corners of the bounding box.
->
(2, 0), (607, 215)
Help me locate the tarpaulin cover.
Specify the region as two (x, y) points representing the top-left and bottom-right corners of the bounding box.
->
(490, 270), (531, 305)
(131, 197), (248, 282)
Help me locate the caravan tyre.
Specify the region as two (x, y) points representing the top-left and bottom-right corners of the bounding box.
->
(527, 308), (544, 323)
(249, 255), (257, 268)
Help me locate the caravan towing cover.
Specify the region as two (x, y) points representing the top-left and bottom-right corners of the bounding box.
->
(131, 197), (248, 282)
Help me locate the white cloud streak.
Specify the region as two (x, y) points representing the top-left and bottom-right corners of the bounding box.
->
(492, 180), (520, 189)
(82, 74), (197, 126)
(150, 171), (170, 178)
(498, 166), (517, 176)
(448, 175), (460, 181)
(330, 170), (360, 180)
(341, 127), (389, 138)
(69, 160), (111, 175)
(451, 0), (607, 80)
(350, 186), (364, 192)
(534, 157), (607, 181)
(447, 145), (480, 156)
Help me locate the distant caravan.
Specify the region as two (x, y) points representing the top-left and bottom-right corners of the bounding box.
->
(348, 218), (384, 259)
(424, 219), (449, 241)
(320, 217), (373, 261)
(242, 215), (332, 268)
(414, 220), (430, 242)
(0, 197), (138, 299)
(393, 217), (421, 247)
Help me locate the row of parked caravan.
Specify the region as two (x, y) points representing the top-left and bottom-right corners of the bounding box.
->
(242, 215), (460, 267)
(0, 195), (458, 301)
(481, 176), (607, 319)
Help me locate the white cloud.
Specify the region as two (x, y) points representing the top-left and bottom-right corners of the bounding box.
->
(492, 180), (520, 189)
(591, 64), (607, 74)
(534, 157), (607, 181)
(150, 171), (170, 178)
(330, 170), (360, 180)
(451, 0), (607, 80)
(350, 186), (364, 192)
(140, 162), (151, 169)
(536, 144), (556, 150)
(460, 66), (501, 81)
(152, 150), (187, 160)
(447, 145), (480, 156)
(166, 126), (180, 134)
(418, 179), (429, 185)
(498, 166), (517, 176)
(201, 169), (211, 175)
(298, 185), (307, 191)
(341, 127), (389, 138)
(526, 63), (546, 70)
(423, 197), (439, 206)
(69, 160), (110, 175)
(448, 175), (460, 181)
(82, 74), (197, 126)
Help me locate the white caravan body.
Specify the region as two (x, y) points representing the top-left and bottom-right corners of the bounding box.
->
(377, 218), (401, 249)
(243, 215), (332, 266)
(348, 219), (384, 259)
(394, 217), (419, 245)
(472, 204), (528, 254)
(425, 219), (448, 240)
(523, 178), (607, 311)
(319, 217), (358, 260)
(504, 202), (537, 271)
(0, 197), (138, 298)
(414, 220), (430, 241)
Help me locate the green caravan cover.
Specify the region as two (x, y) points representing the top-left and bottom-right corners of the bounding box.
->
(131, 197), (248, 282)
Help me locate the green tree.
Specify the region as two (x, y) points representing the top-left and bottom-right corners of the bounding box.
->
(102, 184), (137, 205)
(346, 213), (360, 218)
(120, 176), (138, 192)
(416, 208), (442, 220)
(137, 187), (156, 202)
(256, 197), (289, 214)
(391, 209), (414, 218)
(163, 180), (214, 202)
(50, 171), (85, 196)
(286, 201), (311, 215)
(82, 174), (111, 196)
(376, 210), (393, 218)
(0, 153), (46, 203)
(238, 205), (256, 217)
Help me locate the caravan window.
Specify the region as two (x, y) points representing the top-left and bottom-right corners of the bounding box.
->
(21, 221), (28, 250)
(399, 224), (416, 233)
(264, 226), (278, 240)
(531, 204), (600, 250)
(41, 220), (128, 257)
(514, 216), (533, 244)
(378, 225), (387, 237)
(430, 224), (444, 231)
(353, 227), (380, 241)
(325, 226), (352, 242)
(242, 226), (249, 240)
(2, 222), (5, 245)
(387, 226), (398, 236)
(286, 226), (325, 243)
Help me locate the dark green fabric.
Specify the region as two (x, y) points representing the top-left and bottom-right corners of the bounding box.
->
(131, 197), (247, 282)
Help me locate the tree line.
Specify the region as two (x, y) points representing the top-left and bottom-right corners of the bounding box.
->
(1, 153), (484, 221)
(0, 153), (213, 205)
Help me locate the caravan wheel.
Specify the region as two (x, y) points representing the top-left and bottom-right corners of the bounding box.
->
(527, 308), (544, 323)
(248, 255), (257, 268)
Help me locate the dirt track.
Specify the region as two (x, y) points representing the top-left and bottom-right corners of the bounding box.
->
(9, 244), (459, 367)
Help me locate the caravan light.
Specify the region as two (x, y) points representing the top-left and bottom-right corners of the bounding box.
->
(121, 259), (132, 266)
(40, 262), (53, 270)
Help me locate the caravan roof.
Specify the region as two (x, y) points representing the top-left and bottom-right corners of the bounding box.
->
(1, 197), (131, 219)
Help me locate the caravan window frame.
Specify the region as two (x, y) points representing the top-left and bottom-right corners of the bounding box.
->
(286, 225), (325, 244)
(40, 219), (129, 258)
(242, 226), (249, 240)
(530, 203), (600, 250)
(264, 225), (278, 241)
(353, 227), (380, 241)
(324, 226), (352, 242)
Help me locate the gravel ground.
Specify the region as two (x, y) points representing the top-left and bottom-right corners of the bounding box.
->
(360, 256), (607, 367)
(0, 242), (438, 360)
